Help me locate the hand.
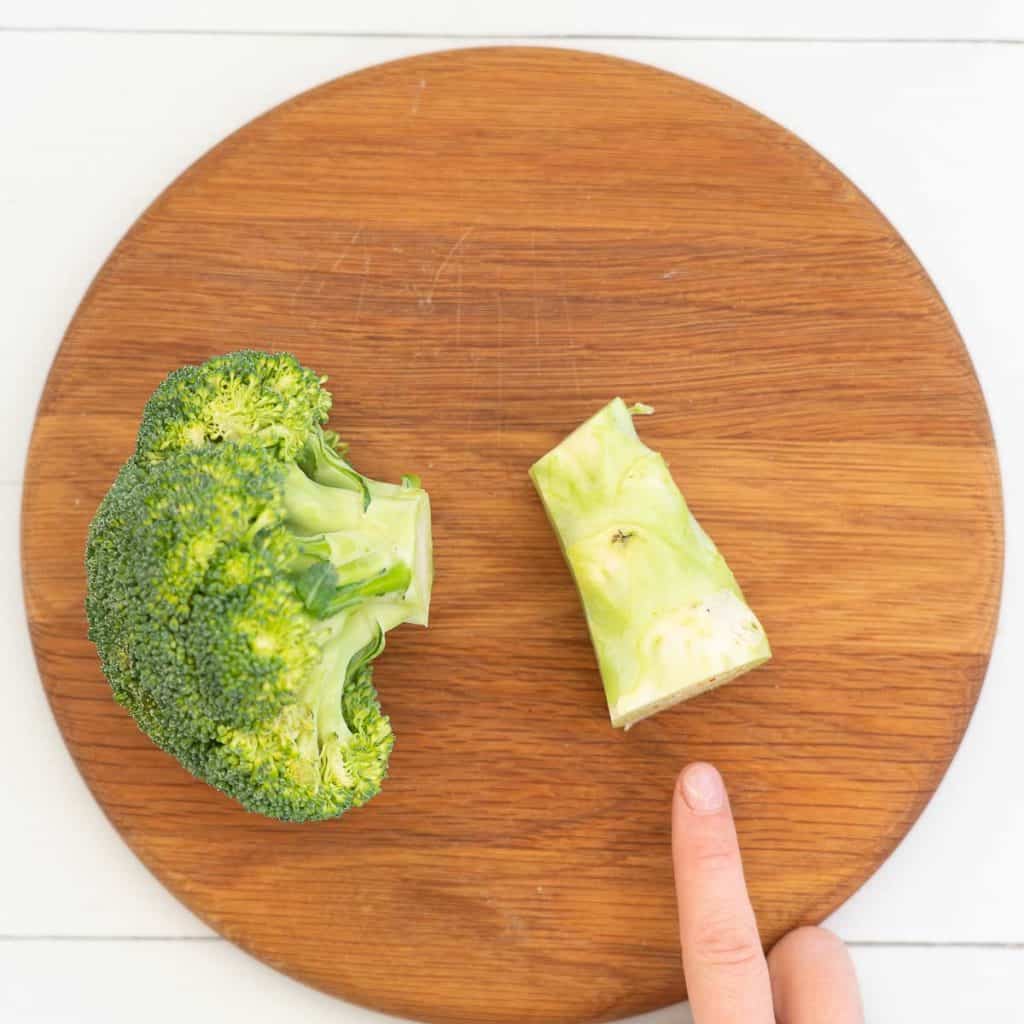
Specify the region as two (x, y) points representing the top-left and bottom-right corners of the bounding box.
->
(672, 762), (864, 1023)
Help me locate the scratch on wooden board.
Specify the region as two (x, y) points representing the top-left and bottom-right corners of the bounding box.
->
(409, 78), (427, 116)
(556, 254), (582, 396)
(531, 232), (541, 348)
(458, 262), (479, 427)
(562, 293), (582, 397)
(311, 225), (364, 297)
(330, 226), (364, 273)
(354, 249), (371, 322)
(289, 271), (312, 309)
(456, 260), (463, 353)
(495, 276), (505, 446)
(422, 225), (474, 307)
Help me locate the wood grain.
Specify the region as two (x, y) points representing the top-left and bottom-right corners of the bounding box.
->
(20, 47), (1002, 1024)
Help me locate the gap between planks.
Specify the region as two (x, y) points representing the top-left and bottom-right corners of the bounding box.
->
(0, 28), (1021, 45)
(0, 936), (1020, 949)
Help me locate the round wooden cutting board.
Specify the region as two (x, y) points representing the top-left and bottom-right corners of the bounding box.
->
(22, 47), (1002, 1024)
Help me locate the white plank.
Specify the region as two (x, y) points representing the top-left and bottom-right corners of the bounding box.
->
(2, 33), (1022, 945)
(2, 938), (1021, 1023)
(2, 2), (1023, 39)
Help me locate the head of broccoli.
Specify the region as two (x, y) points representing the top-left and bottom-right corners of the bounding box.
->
(85, 351), (432, 822)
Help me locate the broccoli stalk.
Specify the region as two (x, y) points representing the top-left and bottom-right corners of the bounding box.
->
(283, 463), (431, 626)
(530, 398), (770, 729)
(86, 351), (433, 822)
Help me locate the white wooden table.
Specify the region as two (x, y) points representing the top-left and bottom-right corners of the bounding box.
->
(3, 4), (1022, 1021)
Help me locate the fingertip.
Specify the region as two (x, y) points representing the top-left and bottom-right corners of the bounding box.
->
(677, 762), (726, 814)
(769, 927), (862, 1024)
(768, 925), (851, 968)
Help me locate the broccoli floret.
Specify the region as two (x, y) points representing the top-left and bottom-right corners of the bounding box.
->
(136, 349), (373, 506)
(85, 351), (432, 822)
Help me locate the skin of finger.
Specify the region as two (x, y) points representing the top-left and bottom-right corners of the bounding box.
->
(768, 926), (865, 1024)
(672, 768), (774, 1024)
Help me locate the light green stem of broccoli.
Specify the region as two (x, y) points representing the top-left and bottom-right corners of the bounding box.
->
(305, 610), (392, 792)
(530, 398), (771, 729)
(280, 462), (431, 627)
(297, 426), (372, 509)
(279, 463), (425, 755)
(310, 613), (369, 743)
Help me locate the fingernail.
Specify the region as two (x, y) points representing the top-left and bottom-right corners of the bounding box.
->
(680, 763), (726, 814)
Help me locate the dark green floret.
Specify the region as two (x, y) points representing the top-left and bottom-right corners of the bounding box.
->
(85, 350), (432, 822)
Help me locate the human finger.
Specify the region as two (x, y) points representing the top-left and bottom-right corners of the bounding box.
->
(768, 926), (864, 1024)
(672, 762), (773, 1024)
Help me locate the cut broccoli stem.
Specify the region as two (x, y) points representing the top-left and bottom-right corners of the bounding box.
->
(297, 426), (371, 510)
(291, 534), (334, 565)
(530, 397), (771, 728)
(322, 563), (413, 617)
(281, 460), (433, 628)
(293, 559), (412, 619)
(283, 462), (366, 534)
(313, 613), (367, 746)
(311, 612), (388, 793)
(281, 464), (423, 624)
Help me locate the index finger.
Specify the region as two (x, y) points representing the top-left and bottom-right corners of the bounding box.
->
(672, 763), (773, 1024)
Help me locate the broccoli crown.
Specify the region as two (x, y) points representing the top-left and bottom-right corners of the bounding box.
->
(136, 348), (373, 508)
(136, 349), (330, 463)
(86, 351), (431, 822)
